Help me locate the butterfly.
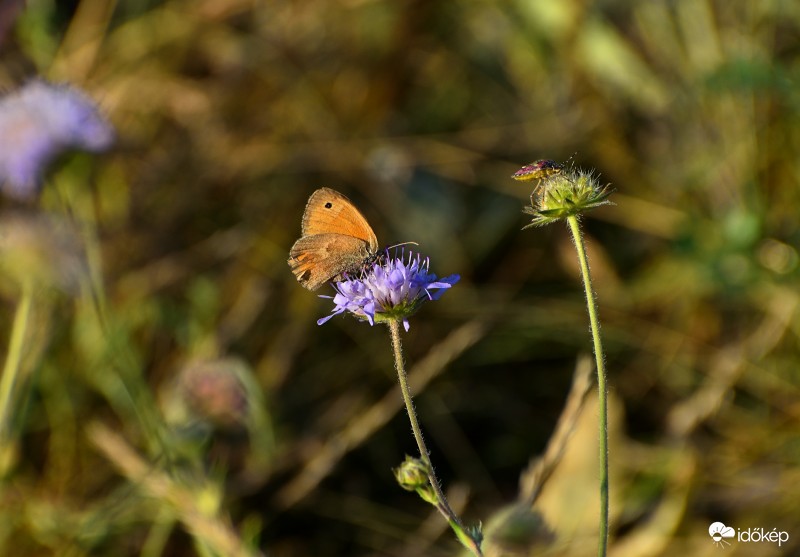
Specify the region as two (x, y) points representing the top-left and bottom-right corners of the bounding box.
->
(288, 188), (379, 290)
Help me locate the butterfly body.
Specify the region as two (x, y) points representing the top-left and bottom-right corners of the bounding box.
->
(288, 188), (379, 290)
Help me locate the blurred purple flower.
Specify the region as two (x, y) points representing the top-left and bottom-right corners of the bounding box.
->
(0, 79), (114, 199)
(317, 250), (459, 331)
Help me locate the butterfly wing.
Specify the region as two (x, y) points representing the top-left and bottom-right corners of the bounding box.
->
(289, 233), (375, 290)
(301, 188), (378, 250)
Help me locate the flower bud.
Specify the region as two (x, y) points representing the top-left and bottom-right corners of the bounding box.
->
(483, 504), (555, 555)
(393, 455), (430, 492)
(178, 359), (249, 429)
(513, 162), (612, 228)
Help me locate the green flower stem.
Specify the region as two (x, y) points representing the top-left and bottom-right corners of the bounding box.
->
(566, 215), (609, 557)
(387, 320), (483, 556)
(0, 281), (34, 469)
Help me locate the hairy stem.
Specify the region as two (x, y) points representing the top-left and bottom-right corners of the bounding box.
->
(387, 320), (482, 556)
(567, 215), (609, 557)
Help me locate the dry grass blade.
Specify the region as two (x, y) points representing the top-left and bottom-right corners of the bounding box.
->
(519, 355), (593, 505)
(87, 422), (262, 557)
(667, 286), (799, 438)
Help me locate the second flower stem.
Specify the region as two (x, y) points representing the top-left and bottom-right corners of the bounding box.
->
(0, 281), (34, 473)
(387, 320), (482, 556)
(567, 215), (609, 557)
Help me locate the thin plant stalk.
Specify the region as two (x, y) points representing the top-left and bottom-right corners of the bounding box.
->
(59, 182), (171, 459)
(387, 319), (483, 556)
(0, 281), (34, 466)
(566, 215), (609, 557)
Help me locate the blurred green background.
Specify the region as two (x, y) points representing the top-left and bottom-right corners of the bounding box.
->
(0, 0), (798, 555)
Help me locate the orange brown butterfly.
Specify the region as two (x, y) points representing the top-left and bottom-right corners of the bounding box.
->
(288, 188), (380, 291)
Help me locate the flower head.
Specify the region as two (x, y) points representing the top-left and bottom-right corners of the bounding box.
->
(317, 249), (459, 331)
(0, 79), (114, 199)
(513, 162), (613, 228)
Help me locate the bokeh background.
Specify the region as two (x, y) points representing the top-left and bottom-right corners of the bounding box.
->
(0, 0), (798, 556)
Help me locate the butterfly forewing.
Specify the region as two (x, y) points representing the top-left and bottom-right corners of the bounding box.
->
(301, 188), (378, 250)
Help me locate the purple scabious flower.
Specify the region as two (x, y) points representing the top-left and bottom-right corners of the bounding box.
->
(0, 79), (114, 199)
(317, 250), (459, 331)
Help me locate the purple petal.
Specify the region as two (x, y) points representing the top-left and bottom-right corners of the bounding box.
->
(317, 311), (341, 325)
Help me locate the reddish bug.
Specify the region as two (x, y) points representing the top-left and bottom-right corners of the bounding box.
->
(512, 159), (571, 206)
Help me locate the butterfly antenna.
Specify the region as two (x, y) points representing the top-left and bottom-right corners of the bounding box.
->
(386, 241), (419, 250)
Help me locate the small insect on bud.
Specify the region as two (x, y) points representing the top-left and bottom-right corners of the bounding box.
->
(512, 159), (568, 206)
(511, 159), (564, 182)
